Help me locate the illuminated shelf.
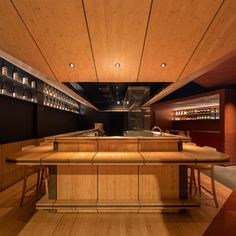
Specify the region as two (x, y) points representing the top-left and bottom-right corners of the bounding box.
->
(173, 106), (220, 121)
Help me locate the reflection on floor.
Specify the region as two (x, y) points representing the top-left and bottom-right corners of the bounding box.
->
(0, 173), (232, 236)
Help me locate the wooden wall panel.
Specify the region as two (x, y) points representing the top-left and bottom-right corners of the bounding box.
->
(139, 165), (179, 200)
(224, 89), (236, 163)
(139, 0), (222, 82)
(98, 139), (138, 152)
(84, 0), (151, 82)
(179, 0), (236, 82)
(139, 140), (179, 151)
(57, 139), (98, 152)
(98, 165), (138, 200)
(151, 102), (173, 131)
(12, 0), (97, 82)
(0, 0), (56, 81)
(57, 165), (97, 200)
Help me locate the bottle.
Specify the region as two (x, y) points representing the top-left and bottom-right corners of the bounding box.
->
(12, 87), (17, 97)
(22, 77), (29, 85)
(0, 82), (6, 94)
(23, 90), (26, 100)
(1, 66), (8, 77)
(31, 81), (36, 88)
(13, 71), (19, 80)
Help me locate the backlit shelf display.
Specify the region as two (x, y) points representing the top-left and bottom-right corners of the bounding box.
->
(173, 106), (219, 120)
(43, 84), (80, 114)
(172, 94), (220, 121)
(0, 66), (37, 103)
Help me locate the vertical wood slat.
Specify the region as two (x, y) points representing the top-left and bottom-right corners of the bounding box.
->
(98, 139), (139, 152)
(139, 165), (179, 200)
(48, 166), (57, 199)
(57, 165), (97, 200)
(98, 165), (138, 200)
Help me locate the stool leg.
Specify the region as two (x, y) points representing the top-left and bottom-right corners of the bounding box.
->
(197, 169), (201, 195)
(39, 168), (45, 190)
(20, 167), (27, 206)
(36, 169), (41, 192)
(44, 168), (49, 196)
(211, 165), (219, 208)
(189, 168), (193, 195)
(192, 169), (197, 192)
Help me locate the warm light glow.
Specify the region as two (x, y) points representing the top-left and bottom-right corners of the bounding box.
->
(160, 63), (166, 68)
(69, 63), (75, 68)
(115, 63), (120, 68)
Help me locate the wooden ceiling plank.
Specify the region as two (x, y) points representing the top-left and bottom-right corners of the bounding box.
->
(179, 0), (236, 82)
(139, 0), (223, 82)
(0, 0), (56, 81)
(12, 0), (97, 82)
(84, 0), (151, 82)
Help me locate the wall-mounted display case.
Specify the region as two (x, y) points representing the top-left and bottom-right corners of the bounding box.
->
(43, 84), (80, 114)
(0, 65), (38, 103)
(171, 94), (220, 121)
(0, 58), (80, 114)
(173, 106), (220, 120)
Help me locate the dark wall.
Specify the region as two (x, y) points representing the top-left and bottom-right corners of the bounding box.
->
(0, 95), (89, 144)
(108, 112), (128, 136)
(81, 104), (128, 136)
(0, 95), (36, 143)
(0, 95), (130, 144)
(36, 105), (88, 138)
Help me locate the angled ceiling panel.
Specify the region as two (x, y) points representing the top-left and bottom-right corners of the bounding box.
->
(0, 0), (56, 80)
(139, 0), (223, 82)
(83, 0), (151, 82)
(179, 0), (236, 81)
(12, 0), (97, 82)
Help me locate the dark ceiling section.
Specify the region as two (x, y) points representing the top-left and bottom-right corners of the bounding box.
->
(159, 82), (209, 103)
(65, 82), (171, 110)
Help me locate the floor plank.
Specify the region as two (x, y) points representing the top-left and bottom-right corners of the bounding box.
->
(0, 172), (232, 236)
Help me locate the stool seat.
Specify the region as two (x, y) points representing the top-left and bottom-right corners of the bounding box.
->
(188, 146), (218, 208)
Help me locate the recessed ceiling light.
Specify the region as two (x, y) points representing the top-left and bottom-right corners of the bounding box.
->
(160, 63), (166, 68)
(115, 63), (120, 68)
(69, 63), (75, 68)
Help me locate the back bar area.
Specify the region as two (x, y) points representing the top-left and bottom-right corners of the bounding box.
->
(1, 1), (236, 235)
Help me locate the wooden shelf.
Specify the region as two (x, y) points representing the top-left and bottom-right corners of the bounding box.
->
(36, 196), (199, 212)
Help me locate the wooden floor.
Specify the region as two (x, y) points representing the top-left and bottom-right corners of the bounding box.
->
(0, 173), (232, 236)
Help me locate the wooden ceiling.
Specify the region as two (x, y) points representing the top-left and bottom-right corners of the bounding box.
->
(0, 0), (236, 100)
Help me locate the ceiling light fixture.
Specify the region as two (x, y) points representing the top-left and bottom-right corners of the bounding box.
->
(160, 63), (166, 68)
(117, 100), (120, 105)
(69, 63), (75, 68)
(115, 63), (120, 68)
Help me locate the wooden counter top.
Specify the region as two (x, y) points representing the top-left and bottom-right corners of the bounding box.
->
(93, 152), (143, 164)
(140, 152), (195, 164)
(7, 143), (230, 165)
(41, 152), (96, 165)
(183, 143), (229, 163)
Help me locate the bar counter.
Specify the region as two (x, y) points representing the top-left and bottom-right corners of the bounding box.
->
(7, 131), (229, 212)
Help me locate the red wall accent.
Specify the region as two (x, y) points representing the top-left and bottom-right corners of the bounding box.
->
(224, 90), (236, 163)
(151, 89), (236, 163)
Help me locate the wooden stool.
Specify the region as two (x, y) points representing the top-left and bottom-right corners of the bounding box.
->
(20, 166), (47, 206)
(188, 146), (218, 208)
